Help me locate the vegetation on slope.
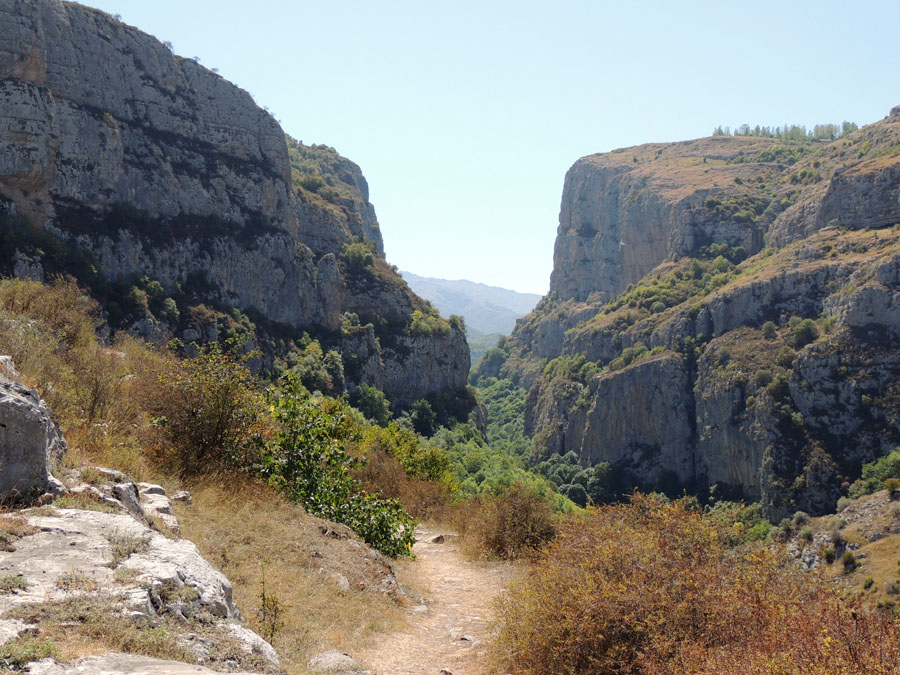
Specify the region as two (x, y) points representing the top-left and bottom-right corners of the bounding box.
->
(495, 494), (900, 674)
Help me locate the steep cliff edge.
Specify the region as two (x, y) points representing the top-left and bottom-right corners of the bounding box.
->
(0, 0), (468, 405)
(490, 108), (900, 519)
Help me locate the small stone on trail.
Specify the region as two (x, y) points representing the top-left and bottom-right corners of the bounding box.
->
(308, 649), (364, 672)
(428, 534), (445, 544)
(171, 490), (192, 503)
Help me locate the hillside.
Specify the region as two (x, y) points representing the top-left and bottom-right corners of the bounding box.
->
(401, 271), (540, 337)
(0, 0), (469, 409)
(478, 107), (900, 520)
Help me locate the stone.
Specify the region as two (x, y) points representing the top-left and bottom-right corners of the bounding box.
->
(111, 482), (144, 518)
(0, 355), (21, 380)
(24, 653), (261, 674)
(318, 568), (351, 593)
(224, 623), (280, 666)
(307, 649), (360, 672)
(428, 534), (445, 544)
(0, 373), (66, 500)
(171, 490), (193, 503)
(94, 467), (129, 483)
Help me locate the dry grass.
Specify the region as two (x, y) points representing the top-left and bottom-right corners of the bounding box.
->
(811, 492), (900, 607)
(494, 494), (900, 675)
(175, 474), (406, 674)
(352, 447), (453, 522)
(0, 278), (169, 481)
(450, 484), (557, 561)
(0, 515), (39, 551)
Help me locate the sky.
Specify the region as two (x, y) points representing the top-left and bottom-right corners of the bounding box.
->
(80, 1), (900, 295)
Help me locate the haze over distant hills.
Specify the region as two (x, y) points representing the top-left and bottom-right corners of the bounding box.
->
(401, 271), (541, 338)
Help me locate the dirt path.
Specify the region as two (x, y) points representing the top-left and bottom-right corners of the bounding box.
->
(358, 528), (519, 675)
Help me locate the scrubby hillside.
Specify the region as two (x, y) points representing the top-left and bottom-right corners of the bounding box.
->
(0, 0), (468, 410)
(480, 106), (900, 519)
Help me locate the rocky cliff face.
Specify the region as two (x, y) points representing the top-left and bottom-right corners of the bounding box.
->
(494, 109), (900, 519)
(0, 0), (468, 405)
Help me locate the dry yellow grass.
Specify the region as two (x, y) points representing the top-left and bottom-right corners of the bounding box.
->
(175, 474), (407, 674)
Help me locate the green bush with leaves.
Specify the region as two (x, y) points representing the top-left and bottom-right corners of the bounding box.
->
(358, 423), (451, 483)
(350, 383), (392, 426)
(340, 241), (376, 277)
(790, 317), (819, 349)
(408, 304), (451, 337)
(290, 339), (344, 395)
(260, 373), (415, 557)
(478, 377), (530, 458)
(849, 448), (900, 498)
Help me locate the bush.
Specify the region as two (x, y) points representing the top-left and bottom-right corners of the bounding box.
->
(340, 241), (375, 276)
(842, 550), (857, 573)
(151, 341), (265, 475)
(409, 399), (437, 437)
(494, 494), (900, 674)
(775, 346), (797, 369)
(790, 318), (819, 349)
(849, 448), (900, 498)
(887, 477), (900, 499)
(260, 373), (415, 557)
(761, 321), (778, 340)
(351, 383), (392, 426)
(456, 483), (556, 560)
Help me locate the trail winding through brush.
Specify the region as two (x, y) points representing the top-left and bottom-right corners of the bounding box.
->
(358, 528), (519, 675)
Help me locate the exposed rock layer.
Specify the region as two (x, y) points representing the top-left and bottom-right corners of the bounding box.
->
(0, 0), (468, 403)
(503, 111), (900, 518)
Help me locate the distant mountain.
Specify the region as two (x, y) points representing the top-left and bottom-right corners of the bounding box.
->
(400, 272), (541, 337)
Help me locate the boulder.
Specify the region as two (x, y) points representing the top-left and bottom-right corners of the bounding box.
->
(0, 372), (66, 500)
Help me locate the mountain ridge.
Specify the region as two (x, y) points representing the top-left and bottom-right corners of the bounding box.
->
(0, 0), (469, 407)
(401, 270), (540, 337)
(478, 107), (900, 519)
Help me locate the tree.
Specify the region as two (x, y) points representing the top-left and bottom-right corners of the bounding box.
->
(351, 383), (392, 426)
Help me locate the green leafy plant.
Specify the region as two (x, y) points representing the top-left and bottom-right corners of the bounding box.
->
(260, 372), (416, 557)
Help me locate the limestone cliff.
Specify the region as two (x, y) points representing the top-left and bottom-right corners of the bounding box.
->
(493, 108), (900, 519)
(0, 0), (468, 405)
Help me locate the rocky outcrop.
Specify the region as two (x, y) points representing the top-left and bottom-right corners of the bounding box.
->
(0, 470), (281, 673)
(0, 372), (65, 499)
(0, 0), (468, 404)
(505, 111), (900, 517)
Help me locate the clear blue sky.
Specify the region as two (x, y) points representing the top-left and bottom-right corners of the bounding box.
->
(80, 0), (899, 294)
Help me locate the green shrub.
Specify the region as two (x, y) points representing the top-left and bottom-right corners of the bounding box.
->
(842, 550), (857, 573)
(762, 321), (778, 339)
(790, 318), (819, 349)
(775, 346), (797, 368)
(886, 477), (900, 499)
(340, 241), (375, 276)
(351, 383), (392, 426)
(823, 547), (836, 564)
(849, 448), (900, 498)
(260, 373), (416, 557)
